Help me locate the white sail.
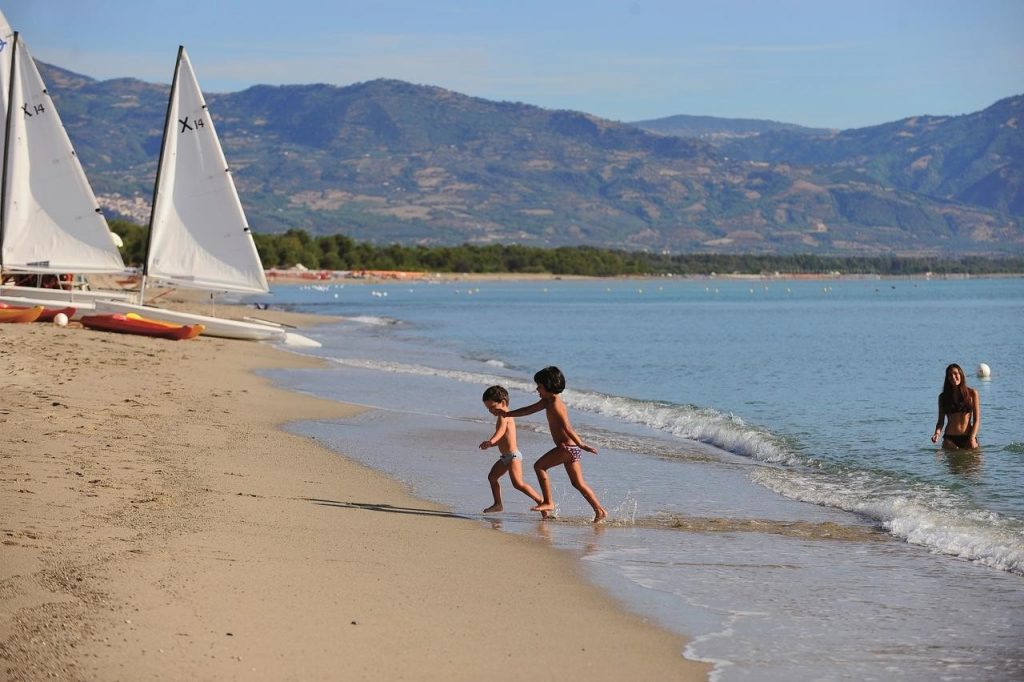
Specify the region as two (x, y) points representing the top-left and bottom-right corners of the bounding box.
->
(0, 11), (13, 169)
(145, 47), (268, 294)
(0, 34), (125, 274)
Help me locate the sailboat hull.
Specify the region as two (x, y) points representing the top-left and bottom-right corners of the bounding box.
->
(0, 294), (91, 319)
(0, 295), (92, 318)
(0, 284), (132, 303)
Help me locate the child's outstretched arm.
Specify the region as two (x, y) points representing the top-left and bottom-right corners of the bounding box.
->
(480, 416), (509, 450)
(500, 399), (547, 419)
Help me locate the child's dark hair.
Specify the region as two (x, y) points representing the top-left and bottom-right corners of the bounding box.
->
(534, 366), (566, 394)
(482, 385), (509, 403)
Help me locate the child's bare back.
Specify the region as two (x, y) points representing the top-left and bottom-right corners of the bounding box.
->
(500, 367), (606, 522)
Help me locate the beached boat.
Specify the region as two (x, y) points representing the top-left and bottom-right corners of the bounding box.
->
(80, 313), (204, 340)
(0, 301), (74, 322)
(104, 46), (318, 347)
(0, 304), (42, 323)
(0, 281), (133, 303)
(0, 14), (128, 299)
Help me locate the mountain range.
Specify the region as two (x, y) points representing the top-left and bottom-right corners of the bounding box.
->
(39, 61), (1024, 256)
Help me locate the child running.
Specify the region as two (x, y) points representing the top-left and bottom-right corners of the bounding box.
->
(479, 385), (544, 514)
(499, 367), (607, 522)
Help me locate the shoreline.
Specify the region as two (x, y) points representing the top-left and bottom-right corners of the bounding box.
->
(261, 270), (1024, 286)
(0, 311), (707, 680)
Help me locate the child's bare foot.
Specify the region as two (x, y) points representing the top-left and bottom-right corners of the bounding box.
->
(483, 503), (503, 513)
(531, 502), (555, 512)
(540, 509), (553, 520)
(593, 508), (608, 523)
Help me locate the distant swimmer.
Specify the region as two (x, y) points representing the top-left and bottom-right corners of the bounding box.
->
(931, 363), (980, 450)
(498, 366), (607, 522)
(478, 385), (544, 515)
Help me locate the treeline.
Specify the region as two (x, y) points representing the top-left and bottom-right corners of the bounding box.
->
(109, 222), (1024, 276)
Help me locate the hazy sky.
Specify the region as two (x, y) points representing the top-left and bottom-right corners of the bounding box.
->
(3, 0), (1022, 129)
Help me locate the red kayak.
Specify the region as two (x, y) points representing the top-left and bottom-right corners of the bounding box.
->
(80, 313), (204, 340)
(37, 306), (76, 322)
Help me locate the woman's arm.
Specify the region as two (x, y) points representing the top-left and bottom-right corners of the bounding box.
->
(969, 388), (981, 447)
(931, 394), (945, 443)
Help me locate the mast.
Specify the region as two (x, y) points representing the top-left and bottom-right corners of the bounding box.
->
(0, 31), (18, 274)
(139, 44), (184, 305)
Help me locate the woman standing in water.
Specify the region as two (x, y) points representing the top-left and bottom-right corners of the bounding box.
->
(931, 363), (980, 449)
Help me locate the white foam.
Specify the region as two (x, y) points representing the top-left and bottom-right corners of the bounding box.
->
(753, 467), (1024, 575)
(326, 355), (521, 388)
(563, 390), (794, 464)
(324, 355), (788, 462)
(344, 315), (398, 326)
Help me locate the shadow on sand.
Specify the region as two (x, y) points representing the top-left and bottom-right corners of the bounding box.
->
(303, 498), (471, 520)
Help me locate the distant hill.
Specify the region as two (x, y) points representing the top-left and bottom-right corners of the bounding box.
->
(38, 62), (1024, 256)
(716, 95), (1024, 218)
(631, 114), (831, 140)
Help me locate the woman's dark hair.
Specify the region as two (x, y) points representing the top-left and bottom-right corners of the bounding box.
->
(482, 385), (509, 403)
(534, 366), (566, 394)
(940, 363), (973, 413)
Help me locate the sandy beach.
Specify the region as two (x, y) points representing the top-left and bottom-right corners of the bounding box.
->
(0, 304), (707, 680)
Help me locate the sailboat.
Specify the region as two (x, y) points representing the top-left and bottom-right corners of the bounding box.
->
(94, 46), (317, 346)
(0, 13), (130, 311)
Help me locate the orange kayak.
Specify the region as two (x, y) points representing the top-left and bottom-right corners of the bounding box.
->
(0, 305), (44, 323)
(0, 302), (75, 322)
(79, 313), (204, 340)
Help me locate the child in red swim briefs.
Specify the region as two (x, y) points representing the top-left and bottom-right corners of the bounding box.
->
(498, 366), (607, 522)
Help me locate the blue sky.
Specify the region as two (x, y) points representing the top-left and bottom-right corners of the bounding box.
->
(4, 0), (1022, 129)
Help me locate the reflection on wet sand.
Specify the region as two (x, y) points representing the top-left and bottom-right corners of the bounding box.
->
(531, 513), (884, 542)
(660, 515), (884, 541)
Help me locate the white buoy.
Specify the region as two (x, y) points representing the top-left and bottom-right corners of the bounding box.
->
(976, 363), (991, 378)
(53, 313), (69, 327)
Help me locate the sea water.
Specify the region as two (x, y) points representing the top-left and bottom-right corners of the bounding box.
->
(254, 277), (1023, 681)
